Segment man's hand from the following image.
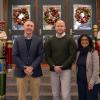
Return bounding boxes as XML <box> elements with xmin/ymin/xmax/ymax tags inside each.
<box><xmin>24</xmin><ymin>66</ymin><xmax>34</xmax><ymax>76</ymax></box>
<box><xmin>54</xmin><ymin>66</ymin><xmax>62</xmax><ymax>73</ymax></box>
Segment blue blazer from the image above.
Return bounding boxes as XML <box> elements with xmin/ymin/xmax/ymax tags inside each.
<box><xmin>12</xmin><ymin>35</ymin><xmax>43</xmax><ymax>77</ymax></box>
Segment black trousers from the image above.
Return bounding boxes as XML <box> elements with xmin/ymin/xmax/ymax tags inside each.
<box><xmin>77</xmin><ymin>79</ymin><xmax>99</xmax><ymax>100</ymax></box>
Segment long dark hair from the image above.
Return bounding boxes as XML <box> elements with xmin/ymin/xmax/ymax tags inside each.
<box><xmin>77</xmin><ymin>34</ymin><xmax>94</xmax><ymax>51</ymax></box>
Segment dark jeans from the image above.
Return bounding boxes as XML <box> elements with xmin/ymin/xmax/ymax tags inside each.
<box><xmin>77</xmin><ymin>79</ymin><xmax>99</xmax><ymax>100</ymax></box>
<box><xmin>98</xmin><ymin>83</ymin><xmax>100</xmax><ymax>94</ymax></box>
<box><xmin>87</xmin><ymin>84</ymin><xmax>99</xmax><ymax>100</ymax></box>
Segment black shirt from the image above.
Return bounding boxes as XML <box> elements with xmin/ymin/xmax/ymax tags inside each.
<box><xmin>25</xmin><ymin>38</ymin><xmax>32</xmax><ymax>52</ymax></box>
<box><xmin>77</xmin><ymin>51</ymin><xmax>88</xmax><ymax>81</ymax></box>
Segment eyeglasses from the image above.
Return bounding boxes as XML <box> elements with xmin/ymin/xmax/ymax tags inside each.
<box><xmin>81</xmin><ymin>39</ymin><xmax>89</xmax><ymax>41</ymax></box>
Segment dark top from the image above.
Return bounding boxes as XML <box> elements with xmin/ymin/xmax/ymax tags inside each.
<box><xmin>77</xmin><ymin>51</ymin><xmax>87</xmax><ymax>81</ymax></box>
<box><xmin>12</xmin><ymin>35</ymin><xmax>43</xmax><ymax>77</ymax></box>
<box><xmin>25</xmin><ymin>38</ymin><xmax>32</xmax><ymax>52</ymax></box>
<box><xmin>45</xmin><ymin>35</ymin><xmax>77</xmax><ymax>71</ymax></box>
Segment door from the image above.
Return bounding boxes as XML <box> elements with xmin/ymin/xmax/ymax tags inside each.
<box><xmin>38</xmin><ymin>0</ymin><xmax>67</xmax><ymax>35</ymax></box>
<box><xmin>7</xmin><ymin>0</ymin><xmax>96</xmax><ymax>39</ymax></box>
<box><xmin>68</xmin><ymin>0</ymin><xmax>96</xmax><ymax>37</ymax></box>
<box><xmin>37</xmin><ymin>0</ymin><xmax>96</xmax><ymax>44</ymax></box>
<box><xmin>7</xmin><ymin>0</ymin><xmax>36</xmax><ymax>39</ymax></box>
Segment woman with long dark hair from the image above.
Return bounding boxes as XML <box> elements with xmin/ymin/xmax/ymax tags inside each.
<box><xmin>76</xmin><ymin>34</ymin><xmax>100</xmax><ymax>100</ymax></box>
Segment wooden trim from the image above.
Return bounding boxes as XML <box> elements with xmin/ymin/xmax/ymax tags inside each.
<box><xmin>34</xmin><ymin>0</ymin><xmax>38</xmax><ymax>34</ymax></box>
<box><xmin>64</xmin><ymin>0</ymin><xmax>68</xmax><ymax>33</ymax></box>
<box><xmin>3</xmin><ymin>0</ymin><xmax>8</xmax><ymax>32</ymax></box>
<box><xmin>96</xmin><ymin>0</ymin><xmax>100</xmax><ymax>29</ymax></box>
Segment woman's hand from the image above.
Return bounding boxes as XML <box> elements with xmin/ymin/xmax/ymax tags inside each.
<box><xmin>71</xmin><ymin>64</ymin><xmax>76</xmax><ymax>73</ymax></box>
<box><xmin>88</xmin><ymin>83</ymin><xmax>94</xmax><ymax>91</ymax></box>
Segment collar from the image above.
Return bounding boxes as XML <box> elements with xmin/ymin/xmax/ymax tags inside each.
<box><xmin>56</xmin><ymin>32</ymin><xmax>66</xmax><ymax>38</ymax></box>
<box><xmin>24</xmin><ymin>33</ymin><xmax>32</xmax><ymax>39</ymax></box>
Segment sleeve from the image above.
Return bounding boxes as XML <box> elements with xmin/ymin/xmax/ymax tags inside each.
<box><xmin>62</xmin><ymin>37</ymin><xmax>77</xmax><ymax>69</ymax></box>
<box><xmin>44</xmin><ymin>39</ymin><xmax>55</xmax><ymax>69</ymax></box>
<box><xmin>12</xmin><ymin>38</ymin><xmax>25</xmax><ymax>69</ymax></box>
<box><xmin>89</xmin><ymin>50</ymin><xmax>100</xmax><ymax>86</ymax></box>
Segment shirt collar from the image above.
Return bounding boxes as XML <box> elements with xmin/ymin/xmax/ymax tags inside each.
<box><xmin>56</xmin><ymin>32</ymin><xmax>66</xmax><ymax>38</ymax></box>
<box><xmin>24</xmin><ymin>33</ymin><xmax>32</xmax><ymax>39</ymax></box>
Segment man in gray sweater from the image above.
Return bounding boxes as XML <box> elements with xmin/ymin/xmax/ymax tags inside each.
<box><xmin>45</xmin><ymin>20</ymin><xmax>77</xmax><ymax>100</ymax></box>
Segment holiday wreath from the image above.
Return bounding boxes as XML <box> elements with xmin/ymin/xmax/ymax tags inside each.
<box><xmin>13</xmin><ymin>7</ymin><xmax>29</xmax><ymax>25</ymax></box>
<box><xmin>43</xmin><ymin>7</ymin><xmax>60</xmax><ymax>25</ymax></box>
<box><xmin>75</xmin><ymin>7</ymin><xmax>91</xmax><ymax>24</ymax></box>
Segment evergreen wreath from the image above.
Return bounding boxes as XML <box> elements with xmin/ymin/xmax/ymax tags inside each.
<box><xmin>13</xmin><ymin>7</ymin><xmax>29</xmax><ymax>25</ymax></box>
<box><xmin>43</xmin><ymin>7</ymin><xmax>60</xmax><ymax>25</ymax></box>
<box><xmin>75</xmin><ymin>7</ymin><xmax>91</xmax><ymax>24</ymax></box>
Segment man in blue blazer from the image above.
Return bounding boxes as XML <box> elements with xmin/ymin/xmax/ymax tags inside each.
<box><xmin>12</xmin><ymin>20</ymin><xmax>43</xmax><ymax>100</ymax></box>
